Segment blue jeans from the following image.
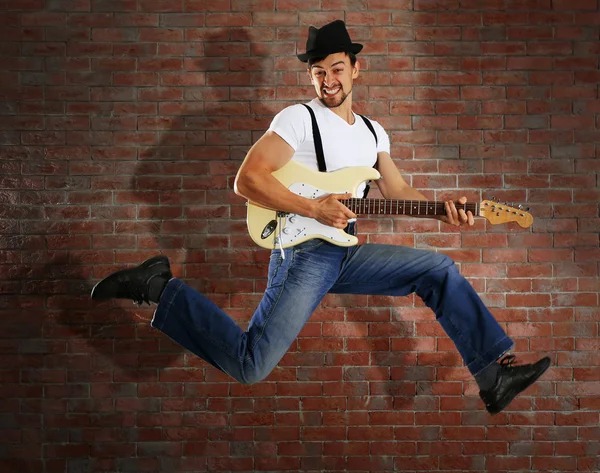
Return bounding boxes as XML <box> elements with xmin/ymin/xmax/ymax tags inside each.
<box><xmin>151</xmin><ymin>228</ymin><xmax>513</xmax><ymax>384</ymax></box>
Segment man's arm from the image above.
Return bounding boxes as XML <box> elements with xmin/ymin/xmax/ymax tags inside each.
<box><xmin>375</xmin><ymin>151</ymin><xmax>474</xmax><ymax>226</ymax></box>
<box><xmin>375</xmin><ymin>151</ymin><xmax>429</xmax><ymax>201</ymax></box>
<box><xmin>234</xmin><ymin>131</ymin><xmax>356</xmax><ymax>229</ymax></box>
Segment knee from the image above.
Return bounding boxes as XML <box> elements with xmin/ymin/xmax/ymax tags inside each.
<box><xmin>417</xmin><ymin>253</ymin><xmax>459</xmax><ymax>290</ymax></box>
<box><xmin>430</xmin><ymin>253</ymin><xmax>456</xmax><ymax>275</ymax></box>
<box><xmin>416</xmin><ymin>254</ymin><xmax>457</xmax><ymax>308</ymax></box>
<box><xmin>239</xmin><ymin>366</ymin><xmax>271</xmax><ymax>385</ymax></box>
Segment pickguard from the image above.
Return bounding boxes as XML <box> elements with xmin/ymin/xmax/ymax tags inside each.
<box><xmin>273</xmin><ymin>183</ymin><xmax>354</xmax><ymax>247</ymax></box>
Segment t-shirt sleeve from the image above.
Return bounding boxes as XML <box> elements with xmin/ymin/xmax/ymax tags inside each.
<box><xmin>372</xmin><ymin>120</ymin><xmax>391</xmax><ymax>154</ymax></box>
<box><xmin>267</xmin><ymin>104</ymin><xmax>309</xmax><ymax>151</ymax></box>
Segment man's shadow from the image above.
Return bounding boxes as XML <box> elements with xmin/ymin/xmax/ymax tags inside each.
<box><xmin>48</xmin><ymin>28</ymin><xmax>269</xmax><ymax>382</ymax></box>
<box><xmin>124</xmin><ymin>27</ymin><xmax>273</xmax><ymax>364</ymax></box>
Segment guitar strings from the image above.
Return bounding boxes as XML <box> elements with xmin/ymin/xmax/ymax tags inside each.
<box><xmin>340</xmin><ymin>199</ymin><xmax>480</xmax><ymax>213</ymax></box>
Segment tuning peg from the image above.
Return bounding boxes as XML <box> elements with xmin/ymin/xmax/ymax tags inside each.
<box><xmin>489</xmin><ymin>196</ymin><xmax>495</xmax><ymax>201</ymax></box>
<box><xmin>518</xmin><ymin>204</ymin><xmax>523</xmax><ymax>210</ymax></box>
<box><xmin>526</xmin><ymin>207</ymin><xmax>530</xmax><ymax>211</ymax></box>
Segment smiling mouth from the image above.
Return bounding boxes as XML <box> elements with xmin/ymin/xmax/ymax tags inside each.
<box><xmin>323</xmin><ymin>87</ymin><xmax>341</xmax><ymax>97</ymax></box>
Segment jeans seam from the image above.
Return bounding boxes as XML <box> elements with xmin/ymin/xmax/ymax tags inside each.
<box><xmin>245</xmin><ymin>248</ymin><xmax>297</xmax><ymax>360</ymax></box>
<box><xmin>156</xmin><ymin>279</ymin><xmax>243</xmax><ymax>366</ymax></box>
<box><xmin>184</xmin><ymin>315</ymin><xmax>243</xmax><ymax>366</ymax></box>
<box><xmin>152</xmin><ymin>278</ymin><xmax>183</xmax><ymax>331</ymax></box>
<box><xmin>467</xmin><ymin>337</ymin><xmax>514</xmax><ymax>375</ymax></box>
<box><xmin>440</xmin><ymin>303</ymin><xmax>482</xmax><ymax>363</ymax></box>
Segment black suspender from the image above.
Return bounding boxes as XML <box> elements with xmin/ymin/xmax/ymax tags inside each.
<box><xmin>359</xmin><ymin>114</ymin><xmax>378</xmax><ymax>147</ymax></box>
<box><xmin>302</xmin><ymin>103</ymin><xmax>378</xmax><ymax>197</ymax></box>
<box><xmin>302</xmin><ymin>104</ymin><xmax>327</xmax><ymax>173</ymax></box>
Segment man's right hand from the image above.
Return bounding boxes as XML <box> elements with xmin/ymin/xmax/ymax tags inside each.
<box><xmin>311</xmin><ymin>193</ymin><xmax>357</xmax><ymax>229</ymax></box>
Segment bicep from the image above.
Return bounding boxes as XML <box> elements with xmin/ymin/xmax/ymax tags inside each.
<box><xmin>237</xmin><ymin>131</ymin><xmax>295</xmax><ymax>177</ymax></box>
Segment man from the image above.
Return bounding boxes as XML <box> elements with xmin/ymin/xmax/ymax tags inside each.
<box><xmin>92</xmin><ymin>20</ymin><xmax>550</xmax><ymax>414</ymax></box>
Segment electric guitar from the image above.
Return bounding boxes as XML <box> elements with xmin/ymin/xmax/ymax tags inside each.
<box><xmin>246</xmin><ymin>160</ymin><xmax>533</xmax><ymax>250</ymax></box>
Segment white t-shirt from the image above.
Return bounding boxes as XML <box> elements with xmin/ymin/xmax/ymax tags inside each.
<box><xmin>267</xmin><ymin>99</ymin><xmax>391</xmax><ymax>193</ymax></box>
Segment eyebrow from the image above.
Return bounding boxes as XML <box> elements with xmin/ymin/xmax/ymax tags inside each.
<box><xmin>311</xmin><ymin>61</ymin><xmax>346</xmax><ymax>69</ymax></box>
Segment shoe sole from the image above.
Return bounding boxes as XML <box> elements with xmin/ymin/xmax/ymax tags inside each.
<box><xmin>90</xmin><ymin>255</ymin><xmax>170</xmax><ymax>301</ymax></box>
<box><xmin>487</xmin><ymin>357</ymin><xmax>551</xmax><ymax>415</ymax></box>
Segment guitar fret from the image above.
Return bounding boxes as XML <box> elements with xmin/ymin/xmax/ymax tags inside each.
<box><xmin>345</xmin><ymin>199</ymin><xmax>480</xmax><ymax>218</ymax></box>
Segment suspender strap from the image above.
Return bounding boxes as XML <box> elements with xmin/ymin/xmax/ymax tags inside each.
<box><xmin>358</xmin><ymin>114</ymin><xmax>378</xmax><ymax>146</ymax></box>
<box><xmin>301</xmin><ymin>104</ymin><xmax>327</xmax><ymax>172</ymax></box>
<box><xmin>358</xmin><ymin>114</ymin><xmax>378</xmax><ymax>198</ymax></box>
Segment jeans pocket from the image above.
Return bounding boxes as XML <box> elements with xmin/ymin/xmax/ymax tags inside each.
<box><xmin>294</xmin><ymin>238</ymin><xmax>326</xmax><ymax>253</ymax></box>
<box><xmin>268</xmin><ymin>249</ymin><xmax>291</xmax><ymax>287</ymax></box>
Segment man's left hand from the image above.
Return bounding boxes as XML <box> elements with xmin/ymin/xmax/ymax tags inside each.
<box><xmin>443</xmin><ymin>196</ymin><xmax>475</xmax><ymax>226</ymax></box>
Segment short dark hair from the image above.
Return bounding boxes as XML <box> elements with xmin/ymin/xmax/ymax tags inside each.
<box><xmin>308</xmin><ymin>52</ymin><xmax>357</xmax><ymax>68</ymax></box>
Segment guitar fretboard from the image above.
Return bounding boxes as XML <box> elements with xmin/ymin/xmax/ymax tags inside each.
<box><xmin>341</xmin><ymin>199</ymin><xmax>480</xmax><ymax>217</ymax></box>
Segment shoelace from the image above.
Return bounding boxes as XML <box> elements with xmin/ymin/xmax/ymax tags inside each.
<box><xmin>120</xmin><ymin>280</ymin><xmax>150</xmax><ymax>306</ymax></box>
<box><xmin>499</xmin><ymin>354</ymin><xmax>517</xmax><ymax>368</ymax></box>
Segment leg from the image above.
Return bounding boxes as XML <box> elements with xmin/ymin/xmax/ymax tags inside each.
<box><xmin>152</xmin><ymin>240</ymin><xmax>345</xmax><ymax>384</ymax></box>
<box><xmin>330</xmin><ymin>243</ymin><xmax>513</xmax><ymax>376</ymax></box>
<box><xmin>330</xmin><ymin>243</ymin><xmax>550</xmax><ymax>414</ymax></box>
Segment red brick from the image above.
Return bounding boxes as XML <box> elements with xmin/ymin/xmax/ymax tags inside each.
<box><xmin>4</xmin><ymin>3</ymin><xmax>600</xmax><ymax>467</ymax></box>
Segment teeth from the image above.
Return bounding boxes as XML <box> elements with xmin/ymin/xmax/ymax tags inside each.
<box><xmin>324</xmin><ymin>88</ymin><xmax>340</xmax><ymax>95</ymax></box>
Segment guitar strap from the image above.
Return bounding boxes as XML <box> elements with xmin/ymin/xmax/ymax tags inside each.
<box><xmin>301</xmin><ymin>103</ymin><xmax>378</xmax><ymax>198</ymax></box>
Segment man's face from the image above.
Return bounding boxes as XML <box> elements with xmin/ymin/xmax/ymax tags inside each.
<box><xmin>308</xmin><ymin>52</ymin><xmax>359</xmax><ymax>109</ymax></box>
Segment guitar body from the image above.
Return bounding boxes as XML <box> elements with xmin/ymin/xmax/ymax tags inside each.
<box><xmin>247</xmin><ymin>160</ymin><xmax>380</xmax><ymax>250</ymax></box>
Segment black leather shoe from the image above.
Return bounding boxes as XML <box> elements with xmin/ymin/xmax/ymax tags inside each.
<box><xmin>479</xmin><ymin>355</ymin><xmax>551</xmax><ymax>415</ymax></box>
<box><xmin>91</xmin><ymin>255</ymin><xmax>172</xmax><ymax>305</ymax></box>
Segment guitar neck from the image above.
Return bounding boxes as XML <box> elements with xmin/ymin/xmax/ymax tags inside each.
<box><xmin>341</xmin><ymin>199</ymin><xmax>480</xmax><ymax>217</ymax></box>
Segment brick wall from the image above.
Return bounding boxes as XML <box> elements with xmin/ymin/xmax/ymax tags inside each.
<box><xmin>2</xmin><ymin>1</ymin><xmax>599</xmax><ymax>472</ymax></box>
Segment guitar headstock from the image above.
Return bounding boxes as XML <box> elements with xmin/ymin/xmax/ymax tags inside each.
<box><xmin>480</xmin><ymin>198</ymin><xmax>533</xmax><ymax>228</ymax></box>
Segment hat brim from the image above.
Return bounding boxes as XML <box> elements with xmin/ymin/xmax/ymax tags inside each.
<box><xmin>297</xmin><ymin>43</ymin><xmax>363</xmax><ymax>63</ymax></box>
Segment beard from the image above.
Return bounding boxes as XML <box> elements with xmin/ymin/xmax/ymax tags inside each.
<box><xmin>318</xmin><ymin>86</ymin><xmax>351</xmax><ymax>108</ymax></box>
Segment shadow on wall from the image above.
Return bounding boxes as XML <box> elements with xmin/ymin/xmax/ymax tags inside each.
<box><xmin>126</xmin><ymin>26</ymin><xmax>273</xmax><ymax>317</ymax></box>
<box><xmin>0</xmin><ymin>26</ymin><xmax>273</xmax><ymax>432</ymax></box>
<box><xmin>46</xmin><ymin>27</ymin><xmax>273</xmax><ymax>381</ymax></box>
<box><xmin>0</xmin><ymin>19</ymin><xmax>275</xmax><ymax>471</ymax></box>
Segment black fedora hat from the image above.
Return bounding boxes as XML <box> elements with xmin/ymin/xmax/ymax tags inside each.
<box><xmin>297</xmin><ymin>20</ymin><xmax>363</xmax><ymax>63</ymax></box>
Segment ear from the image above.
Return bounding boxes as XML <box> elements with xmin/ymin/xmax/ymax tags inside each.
<box><xmin>307</xmin><ymin>68</ymin><xmax>314</xmax><ymax>84</ymax></box>
<box><xmin>352</xmin><ymin>60</ymin><xmax>360</xmax><ymax>79</ymax></box>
